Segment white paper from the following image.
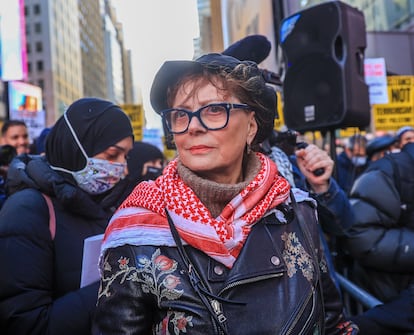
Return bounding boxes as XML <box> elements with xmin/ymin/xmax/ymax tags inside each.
<box><xmin>364</xmin><ymin>57</ymin><xmax>389</xmax><ymax>105</ymax></box>
<box><xmin>80</xmin><ymin>233</ymin><xmax>104</xmax><ymax>288</ymax></box>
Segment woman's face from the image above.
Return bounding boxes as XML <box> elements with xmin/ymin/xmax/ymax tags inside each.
<box><xmin>172</xmin><ymin>79</ymin><xmax>258</xmax><ymax>184</ymax></box>
<box><xmin>93</xmin><ymin>136</ymin><xmax>133</xmax><ymax>165</ymax></box>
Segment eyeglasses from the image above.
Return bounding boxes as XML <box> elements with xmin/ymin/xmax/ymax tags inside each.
<box><xmin>161</xmin><ymin>102</ymin><xmax>252</xmax><ymax>134</ymax></box>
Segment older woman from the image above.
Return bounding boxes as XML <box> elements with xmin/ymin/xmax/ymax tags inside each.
<box><xmin>94</xmin><ymin>54</ymin><xmax>357</xmax><ymax>334</ymax></box>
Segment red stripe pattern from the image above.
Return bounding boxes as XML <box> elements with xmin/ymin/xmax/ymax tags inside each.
<box><xmin>103</xmin><ymin>153</ymin><xmax>290</xmax><ymax>268</ymax></box>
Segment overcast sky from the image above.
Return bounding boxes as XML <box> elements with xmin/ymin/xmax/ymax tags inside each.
<box><xmin>111</xmin><ymin>0</ymin><xmax>199</xmax><ymax>128</ymax></box>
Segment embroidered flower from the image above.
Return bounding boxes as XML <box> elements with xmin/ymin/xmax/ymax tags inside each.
<box><xmin>118</xmin><ymin>256</ymin><xmax>129</xmax><ymax>269</ymax></box>
<box><xmin>155</xmin><ymin>255</ymin><xmax>174</xmax><ymax>271</ymax></box>
<box><xmin>281</xmin><ymin>231</ymin><xmax>314</xmax><ymax>282</ymax></box>
<box><xmin>171</xmin><ymin>312</ymin><xmax>193</xmax><ymax>334</ymax></box>
<box><xmin>136</xmin><ymin>254</ymin><xmax>151</xmax><ymax>268</ymax></box>
<box><xmin>155</xmin><ymin>311</ymin><xmax>194</xmax><ymax>335</ymax></box>
<box><xmin>100</xmin><ymin>249</ymin><xmax>184</xmax><ymax>306</ymax></box>
<box><xmin>163</xmin><ymin>274</ymin><xmax>181</xmax><ymax>290</ymax></box>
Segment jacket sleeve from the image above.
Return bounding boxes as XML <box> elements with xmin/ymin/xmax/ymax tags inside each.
<box><xmin>94</xmin><ymin>245</ymin><xmax>155</xmax><ymax>334</ymax></box>
<box><xmin>297</xmin><ymin>200</ymin><xmax>358</xmax><ymax>335</ymax></box>
<box><xmin>346</xmin><ymin>169</ymin><xmax>414</xmax><ymax>272</ymax></box>
<box><xmin>310</xmin><ymin>178</ymin><xmax>355</xmax><ymax>236</ymax></box>
<box><xmin>0</xmin><ymin>190</ymin><xmax>99</xmax><ymax>335</ymax></box>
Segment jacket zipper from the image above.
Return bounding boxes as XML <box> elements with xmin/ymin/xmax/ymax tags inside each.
<box><xmin>218</xmin><ymin>273</ymin><xmax>284</xmax><ymax>295</ymax></box>
<box><xmin>285</xmin><ymin>288</ymin><xmax>316</xmax><ymax>335</ymax></box>
<box><xmin>210</xmin><ymin>299</ymin><xmax>226</xmax><ymax>335</ymax></box>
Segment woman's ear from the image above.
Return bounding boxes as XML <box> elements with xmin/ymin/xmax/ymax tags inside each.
<box><xmin>247</xmin><ymin>112</ymin><xmax>258</xmax><ymax>144</ymax></box>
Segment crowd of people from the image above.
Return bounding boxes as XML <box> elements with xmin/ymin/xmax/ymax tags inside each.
<box><xmin>0</xmin><ymin>38</ymin><xmax>413</xmax><ymax>334</ymax></box>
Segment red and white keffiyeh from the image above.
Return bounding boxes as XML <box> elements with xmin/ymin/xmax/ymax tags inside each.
<box><xmin>102</xmin><ymin>152</ymin><xmax>290</xmax><ymax>268</ymax></box>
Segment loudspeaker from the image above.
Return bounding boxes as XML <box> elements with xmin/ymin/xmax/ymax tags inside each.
<box><xmin>280</xmin><ymin>1</ymin><xmax>370</xmax><ymax>132</ymax></box>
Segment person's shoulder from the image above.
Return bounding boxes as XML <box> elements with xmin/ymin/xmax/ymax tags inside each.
<box><xmin>6</xmin><ymin>188</ymin><xmax>45</xmax><ymax>204</ymax></box>
<box><xmin>0</xmin><ymin>189</ymin><xmax>50</xmax><ymax>237</ymax></box>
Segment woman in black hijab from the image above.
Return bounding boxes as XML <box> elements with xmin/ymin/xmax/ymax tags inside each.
<box><xmin>0</xmin><ymin>97</ymin><xmax>133</xmax><ymax>335</ymax></box>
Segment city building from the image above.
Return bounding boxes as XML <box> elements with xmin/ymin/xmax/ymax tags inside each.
<box><xmin>24</xmin><ymin>0</ymin><xmax>83</xmax><ymax>126</ymax></box>
<box><xmin>23</xmin><ymin>0</ymin><xmax>133</xmax><ymax>126</ymax></box>
<box><xmin>79</xmin><ymin>0</ymin><xmax>108</xmax><ymax>101</ymax></box>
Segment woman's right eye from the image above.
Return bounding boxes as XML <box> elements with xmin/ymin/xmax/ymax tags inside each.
<box><xmin>173</xmin><ymin>110</ymin><xmax>187</xmax><ymax>119</ymax></box>
<box><xmin>206</xmin><ymin>105</ymin><xmax>225</xmax><ymax>114</ymax></box>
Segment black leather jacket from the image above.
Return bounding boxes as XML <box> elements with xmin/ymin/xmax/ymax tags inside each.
<box><xmin>95</xmin><ymin>197</ymin><xmax>352</xmax><ymax>335</ymax></box>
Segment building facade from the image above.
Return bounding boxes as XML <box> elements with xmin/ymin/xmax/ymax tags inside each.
<box><xmin>25</xmin><ymin>0</ymin><xmax>83</xmax><ymax>125</ymax></box>
<box><xmin>24</xmin><ymin>0</ymin><xmax>132</xmax><ymax>126</ymax></box>
<box><xmin>79</xmin><ymin>0</ymin><xmax>108</xmax><ymax>101</ymax></box>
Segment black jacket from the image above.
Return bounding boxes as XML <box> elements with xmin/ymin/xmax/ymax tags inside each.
<box><xmin>346</xmin><ymin>143</ymin><xmax>414</xmax><ymax>302</ymax></box>
<box><xmin>0</xmin><ymin>155</ymin><xmax>115</xmax><ymax>334</ymax></box>
<box><xmin>95</xmin><ymin>197</ymin><xmax>352</xmax><ymax>335</ymax></box>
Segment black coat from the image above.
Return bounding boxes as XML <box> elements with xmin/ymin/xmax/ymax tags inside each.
<box><xmin>346</xmin><ymin>143</ymin><xmax>414</xmax><ymax>302</ymax></box>
<box><xmin>95</xmin><ymin>197</ymin><xmax>350</xmax><ymax>335</ymax></box>
<box><xmin>0</xmin><ymin>155</ymin><xmax>115</xmax><ymax>334</ymax></box>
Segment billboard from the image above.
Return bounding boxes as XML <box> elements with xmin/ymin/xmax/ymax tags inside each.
<box><xmin>0</xmin><ymin>0</ymin><xmax>27</xmax><ymax>81</ymax></box>
<box><xmin>7</xmin><ymin>81</ymin><xmax>45</xmax><ymax>142</ymax></box>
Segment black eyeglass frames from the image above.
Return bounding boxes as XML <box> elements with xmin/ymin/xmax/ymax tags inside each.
<box><xmin>161</xmin><ymin>102</ymin><xmax>252</xmax><ymax>134</ymax></box>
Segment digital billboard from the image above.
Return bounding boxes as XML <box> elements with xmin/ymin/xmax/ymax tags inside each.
<box><xmin>0</xmin><ymin>0</ymin><xmax>27</xmax><ymax>81</ymax></box>
<box><xmin>7</xmin><ymin>81</ymin><xmax>45</xmax><ymax>142</ymax></box>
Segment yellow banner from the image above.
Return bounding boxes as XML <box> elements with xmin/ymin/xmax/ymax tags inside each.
<box><xmin>121</xmin><ymin>104</ymin><xmax>144</xmax><ymax>141</ymax></box>
<box><xmin>372</xmin><ymin>76</ymin><xmax>414</xmax><ymax>132</ymax></box>
<box><xmin>274</xmin><ymin>91</ymin><xmax>286</xmax><ymax>131</ymax></box>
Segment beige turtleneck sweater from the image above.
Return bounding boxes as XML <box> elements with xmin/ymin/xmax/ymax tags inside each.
<box><xmin>177</xmin><ymin>153</ymin><xmax>261</xmax><ymax>218</ymax></box>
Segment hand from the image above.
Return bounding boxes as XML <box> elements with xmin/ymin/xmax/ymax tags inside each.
<box><xmin>295</xmin><ymin>143</ymin><xmax>334</xmax><ymax>194</ymax></box>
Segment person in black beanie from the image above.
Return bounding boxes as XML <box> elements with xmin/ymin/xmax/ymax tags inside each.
<box><xmin>127</xmin><ymin>141</ymin><xmax>165</xmax><ymax>182</ymax></box>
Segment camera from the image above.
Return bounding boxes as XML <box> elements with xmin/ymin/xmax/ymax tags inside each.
<box><xmin>268</xmin><ymin>129</ymin><xmax>299</xmax><ymax>156</ymax></box>
<box><xmin>0</xmin><ymin>145</ymin><xmax>17</xmax><ymax>167</ymax></box>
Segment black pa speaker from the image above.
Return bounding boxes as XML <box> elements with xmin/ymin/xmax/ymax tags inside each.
<box><xmin>280</xmin><ymin>1</ymin><xmax>370</xmax><ymax>132</ymax></box>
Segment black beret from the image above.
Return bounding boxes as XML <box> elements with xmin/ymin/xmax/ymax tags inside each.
<box><xmin>366</xmin><ymin>135</ymin><xmax>397</xmax><ymax>158</ymax></box>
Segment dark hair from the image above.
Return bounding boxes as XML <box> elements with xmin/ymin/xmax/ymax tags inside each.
<box><xmin>0</xmin><ymin>145</ymin><xmax>17</xmax><ymax>166</ymax></box>
<box><xmin>1</xmin><ymin>120</ymin><xmax>27</xmax><ymax>135</ymax></box>
<box><xmin>347</xmin><ymin>134</ymin><xmax>367</xmax><ymax>150</ymax></box>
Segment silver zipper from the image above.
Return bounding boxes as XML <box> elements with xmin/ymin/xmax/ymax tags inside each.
<box><xmin>210</xmin><ymin>299</ymin><xmax>227</xmax><ymax>322</ymax></box>
<box><xmin>218</xmin><ymin>272</ymin><xmax>284</xmax><ymax>295</ymax></box>
<box><xmin>285</xmin><ymin>287</ymin><xmax>317</xmax><ymax>335</ymax></box>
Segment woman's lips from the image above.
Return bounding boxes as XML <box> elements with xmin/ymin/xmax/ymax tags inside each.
<box><xmin>189</xmin><ymin>145</ymin><xmax>213</xmax><ymax>154</ymax></box>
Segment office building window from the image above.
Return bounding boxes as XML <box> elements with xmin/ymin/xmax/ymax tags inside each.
<box><xmin>34</xmin><ymin>4</ymin><xmax>41</xmax><ymax>15</ymax></box>
<box><xmin>34</xmin><ymin>22</ymin><xmax>42</xmax><ymax>33</ymax></box>
<box><xmin>35</xmin><ymin>41</ymin><xmax>43</xmax><ymax>52</ymax></box>
<box><xmin>37</xmin><ymin>60</ymin><xmax>44</xmax><ymax>71</ymax></box>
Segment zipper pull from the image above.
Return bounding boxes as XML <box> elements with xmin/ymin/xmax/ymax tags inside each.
<box><xmin>210</xmin><ymin>299</ymin><xmax>227</xmax><ymax>323</ymax></box>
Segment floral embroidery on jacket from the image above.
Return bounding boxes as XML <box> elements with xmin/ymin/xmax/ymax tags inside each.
<box><xmin>281</xmin><ymin>231</ymin><xmax>314</xmax><ymax>281</ymax></box>
<box><xmin>99</xmin><ymin>248</ymin><xmax>184</xmax><ymax>306</ymax></box>
<box><xmin>99</xmin><ymin>249</ymin><xmax>194</xmax><ymax>333</ymax></box>
<box><xmin>155</xmin><ymin>311</ymin><xmax>194</xmax><ymax>335</ymax></box>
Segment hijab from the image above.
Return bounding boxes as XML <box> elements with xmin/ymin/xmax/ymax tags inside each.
<box><xmin>127</xmin><ymin>141</ymin><xmax>164</xmax><ymax>182</ymax></box>
<box><xmin>46</xmin><ymin>97</ymin><xmax>133</xmax><ymax>172</ymax></box>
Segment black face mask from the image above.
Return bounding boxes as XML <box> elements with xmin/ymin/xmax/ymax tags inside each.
<box><xmin>142</xmin><ymin>166</ymin><xmax>163</xmax><ymax>181</ymax></box>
